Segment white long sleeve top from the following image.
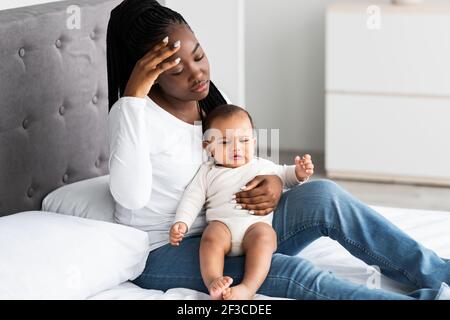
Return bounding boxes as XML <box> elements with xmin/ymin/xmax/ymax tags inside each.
<box><xmin>174</xmin><ymin>158</ymin><xmax>302</xmax><ymax>232</ymax></box>
<box><xmin>108</xmin><ymin>95</ymin><xmax>212</xmax><ymax>251</ymax></box>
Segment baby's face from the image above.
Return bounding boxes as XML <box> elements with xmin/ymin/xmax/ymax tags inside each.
<box><xmin>204</xmin><ymin>113</ymin><xmax>256</xmax><ymax>168</ymax></box>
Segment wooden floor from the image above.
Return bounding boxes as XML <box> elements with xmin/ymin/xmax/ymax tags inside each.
<box><xmin>278</xmin><ymin>150</ymin><xmax>450</xmax><ymax>212</ymax></box>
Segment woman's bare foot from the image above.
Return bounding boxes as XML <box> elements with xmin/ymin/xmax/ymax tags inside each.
<box><xmin>222</xmin><ymin>284</ymin><xmax>255</xmax><ymax>300</ymax></box>
<box><xmin>208</xmin><ymin>276</ymin><xmax>233</xmax><ymax>300</ymax></box>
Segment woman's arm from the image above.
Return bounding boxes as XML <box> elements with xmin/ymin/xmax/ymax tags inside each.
<box><xmin>109</xmin><ymin>37</ymin><xmax>182</xmax><ymax>210</ymax></box>
<box><xmin>108</xmin><ymin>97</ymin><xmax>152</xmax><ymax>210</ymax></box>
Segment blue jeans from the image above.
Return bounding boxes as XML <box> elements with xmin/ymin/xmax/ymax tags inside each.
<box><xmin>132</xmin><ymin>180</ymin><xmax>450</xmax><ymax>299</ymax></box>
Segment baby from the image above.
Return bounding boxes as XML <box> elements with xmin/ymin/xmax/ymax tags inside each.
<box><xmin>169</xmin><ymin>104</ymin><xmax>314</xmax><ymax>300</ymax></box>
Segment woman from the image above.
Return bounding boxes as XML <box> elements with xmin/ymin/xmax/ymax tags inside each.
<box><xmin>107</xmin><ymin>0</ymin><xmax>450</xmax><ymax>299</ymax></box>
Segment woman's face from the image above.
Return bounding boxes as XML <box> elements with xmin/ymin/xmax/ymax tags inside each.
<box><xmin>155</xmin><ymin>24</ymin><xmax>210</xmax><ymax>101</ymax></box>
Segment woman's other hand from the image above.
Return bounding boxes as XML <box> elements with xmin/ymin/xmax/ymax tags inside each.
<box><xmin>124</xmin><ymin>36</ymin><xmax>181</xmax><ymax>98</ymax></box>
<box><xmin>234</xmin><ymin>175</ymin><xmax>283</xmax><ymax>216</ymax></box>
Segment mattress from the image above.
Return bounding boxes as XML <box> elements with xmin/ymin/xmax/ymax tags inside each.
<box><xmin>89</xmin><ymin>205</ymin><xmax>450</xmax><ymax>300</ymax></box>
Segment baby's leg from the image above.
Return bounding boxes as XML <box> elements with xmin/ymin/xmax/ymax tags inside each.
<box><xmin>200</xmin><ymin>221</ymin><xmax>233</xmax><ymax>300</ymax></box>
<box><xmin>223</xmin><ymin>223</ymin><xmax>277</xmax><ymax>300</ymax></box>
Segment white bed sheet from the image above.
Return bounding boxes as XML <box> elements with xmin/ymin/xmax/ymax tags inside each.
<box><xmin>89</xmin><ymin>205</ymin><xmax>450</xmax><ymax>300</ymax></box>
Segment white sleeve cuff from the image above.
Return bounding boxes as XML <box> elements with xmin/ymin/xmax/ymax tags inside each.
<box><xmin>119</xmin><ymin>96</ymin><xmax>148</xmax><ymax>108</ymax></box>
<box><xmin>173</xmin><ymin>212</ymin><xmax>196</xmax><ymax>232</ymax></box>
<box><xmin>284</xmin><ymin>165</ymin><xmax>309</xmax><ymax>189</ymax></box>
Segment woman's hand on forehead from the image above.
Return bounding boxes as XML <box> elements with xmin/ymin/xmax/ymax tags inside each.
<box><xmin>124</xmin><ymin>36</ymin><xmax>182</xmax><ymax>98</ymax></box>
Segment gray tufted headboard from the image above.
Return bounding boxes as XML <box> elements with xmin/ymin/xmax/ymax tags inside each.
<box><xmin>0</xmin><ymin>0</ymin><xmax>122</xmax><ymax>216</ymax></box>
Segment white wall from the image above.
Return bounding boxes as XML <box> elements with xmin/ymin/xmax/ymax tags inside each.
<box><xmin>246</xmin><ymin>0</ymin><xmax>450</xmax><ymax>153</ymax></box>
<box><xmin>245</xmin><ymin>0</ymin><xmax>450</xmax><ymax>153</ymax></box>
<box><xmin>245</xmin><ymin>0</ymin><xmax>339</xmax><ymax>153</ymax></box>
<box><xmin>0</xmin><ymin>0</ymin><xmax>65</xmax><ymax>10</ymax></box>
<box><xmin>165</xmin><ymin>0</ymin><xmax>245</xmax><ymax>107</ymax></box>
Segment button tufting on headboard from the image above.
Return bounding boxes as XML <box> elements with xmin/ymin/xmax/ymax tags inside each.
<box><xmin>0</xmin><ymin>0</ymin><xmax>122</xmax><ymax>216</ymax></box>
<box><xmin>27</xmin><ymin>187</ymin><xmax>35</xmax><ymax>198</ymax></box>
<box><xmin>22</xmin><ymin>118</ymin><xmax>29</xmax><ymax>129</ymax></box>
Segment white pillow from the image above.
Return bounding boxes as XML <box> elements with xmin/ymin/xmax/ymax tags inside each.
<box><xmin>42</xmin><ymin>175</ymin><xmax>115</xmax><ymax>222</ymax></box>
<box><xmin>0</xmin><ymin>211</ymin><xmax>149</xmax><ymax>299</ymax></box>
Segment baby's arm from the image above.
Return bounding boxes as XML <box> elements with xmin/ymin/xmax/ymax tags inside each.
<box><xmin>270</xmin><ymin>154</ymin><xmax>314</xmax><ymax>189</ymax></box>
<box><xmin>171</xmin><ymin>164</ymin><xmax>209</xmax><ymax>245</ymax></box>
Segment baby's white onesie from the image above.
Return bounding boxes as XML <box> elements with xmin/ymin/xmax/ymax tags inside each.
<box><xmin>174</xmin><ymin>157</ymin><xmax>306</xmax><ymax>256</ymax></box>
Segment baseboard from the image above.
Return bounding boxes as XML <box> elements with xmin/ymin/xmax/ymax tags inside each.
<box><xmin>326</xmin><ymin>170</ymin><xmax>450</xmax><ymax>187</ymax></box>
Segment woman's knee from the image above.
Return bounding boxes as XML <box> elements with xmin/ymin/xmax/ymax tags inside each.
<box><xmin>293</xmin><ymin>179</ymin><xmax>352</xmax><ymax>211</ymax></box>
<box><xmin>273</xmin><ymin>179</ymin><xmax>361</xmax><ymax>240</ymax></box>
<box><xmin>296</xmin><ymin>179</ymin><xmax>342</xmax><ymax>196</ymax></box>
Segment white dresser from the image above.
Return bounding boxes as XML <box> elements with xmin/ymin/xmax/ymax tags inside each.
<box><xmin>325</xmin><ymin>2</ymin><xmax>450</xmax><ymax>186</ymax></box>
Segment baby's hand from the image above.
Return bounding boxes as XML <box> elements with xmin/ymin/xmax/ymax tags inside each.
<box><xmin>294</xmin><ymin>154</ymin><xmax>314</xmax><ymax>182</ymax></box>
<box><xmin>170</xmin><ymin>222</ymin><xmax>188</xmax><ymax>246</ymax></box>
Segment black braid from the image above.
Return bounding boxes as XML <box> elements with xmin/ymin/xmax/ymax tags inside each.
<box><xmin>107</xmin><ymin>0</ymin><xmax>227</xmax><ymax>118</ymax></box>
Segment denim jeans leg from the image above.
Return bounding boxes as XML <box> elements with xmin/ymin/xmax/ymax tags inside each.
<box><xmin>133</xmin><ymin>235</ymin><xmax>412</xmax><ymax>299</ymax></box>
<box><xmin>273</xmin><ymin>179</ymin><xmax>450</xmax><ymax>290</ymax></box>
<box><xmin>132</xmin><ymin>179</ymin><xmax>448</xmax><ymax>300</ymax></box>
<box><xmin>257</xmin><ymin>253</ymin><xmax>412</xmax><ymax>300</ymax></box>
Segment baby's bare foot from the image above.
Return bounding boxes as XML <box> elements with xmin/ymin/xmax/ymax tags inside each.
<box><xmin>209</xmin><ymin>276</ymin><xmax>233</xmax><ymax>300</ymax></box>
<box><xmin>222</xmin><ymin>284</ymin><xmax>255</xmax><ymax>300</ymax></box>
